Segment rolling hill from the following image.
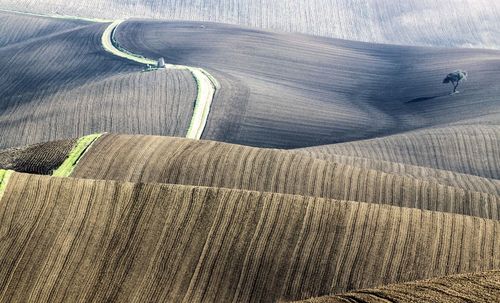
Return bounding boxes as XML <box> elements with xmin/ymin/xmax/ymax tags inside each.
<box><xmin>1</xmin><ymin>133</ymin><xmax>498</xmax><ymax>218</ymax></box>
<box><xmin>0</xmin><ymin>10</ymin><xmax>87</xmax><ymax>47</ymax></box>
<box><xmin>2</xmin><ymin>1</ymin><xmax>500</xmax><ymax>49</ymax></box>
<box><xmin>0</xmin><ymin>171</ymin><xmax>498</xmax><ymax>302</ymax></box>
<box><xmin>0</xmin><ymin>4</ymin><xmax>499</xmax><ymax>303</ymax></box>
<box><xmin>1</xmin><ymin>12</ymin><xmax>499</xmax><ymax>150</ymax></box>
<box><xmin>295</xmin><ymin>125</ymin><xmax>500</xmax><ymax>179</ymax></box>
<box><xmin>0</xmin><ymin>11</ymin><xmax>198</xmax><ymax>149</ymax></box>
<box><xmin>294</xmin><ymin>270</ymin><xmax>500</xmax><ymax>303</ymax></box>
<box><xmin>114</xmin><ymin>20</ymin><xmax>500</xmax><ymax>148</ymax></box>
<box><xmin>68</xmin><ymin>134</ymin><xmax>500</xmax><ymax>218</ymax></box>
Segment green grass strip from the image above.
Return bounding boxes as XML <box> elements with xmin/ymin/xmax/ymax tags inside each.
<box><xmin>52</xmin><ymin>133</ymin><xmax>103</xmax><ymax>177</ymax></box>
<box><xmin>185</xmin><ymin>67</ymin><xmax>218</xmax><ymax>139</ymax></box>
<box><xmin>101</xmin><ymin>20</ymin><xmax>218</xmax><ymax>140</ymax></box>
<box><xmin>102</xmin><ymin>20</ymin><xmax>157</xmax><ymax>66</ymax></box>
<box><xmin>0</xmin><ymin>169</ymin><xmax>13</xmax><ymax>201</ymax></box>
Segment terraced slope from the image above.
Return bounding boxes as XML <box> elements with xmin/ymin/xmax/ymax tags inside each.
<box><xmin>296</xmin><ymin>125</ymin><xmax>500</xmax><ymax>179</ymax></box>
<box><xmin>66</xmin><ymin>134</ymin><xmax>500</xmax><ymax>219</ymax></box>
<box><xmin>295</xmin><ymin>271</ymin><xmax>500</xmax><ymax>303</ymax></box>
<box><xmin>0</xmin><ymin>172</ymin><xmax>498</xmax><ymax>302</ymax></box>
<box><xmin>114</xmin><ymin>20</ymin><xmax>500</xmax><ymax>148</ymax></box>
<box><xmin>0</xmin><ymin>12</ymin><xmax>197</xmax><ymax>149</ymax></box>
<box><xmin>2</xmin><ymin>1</ymin><xmax>500</xmax><ymax>49</ymax></box>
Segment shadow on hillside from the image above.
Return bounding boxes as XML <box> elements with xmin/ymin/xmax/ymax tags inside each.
<box><xmin>406</xmin><ymin>93</ymin><xmax>450</xmax><ymax>103</ymax></box>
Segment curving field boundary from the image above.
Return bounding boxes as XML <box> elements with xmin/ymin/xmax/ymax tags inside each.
<box><xmin>52</xmin><ymin>133</ymin><xmax>103</xmax><ymax>177</ymax></box>
<box><xmin>0</xmin><ymin>169</ymin><xmax>13</xmax><ymax>200</ymax></box>
<box><xmin>0</xmin><ymin>9</ymin><xmax>219</xmax><ymax>140</ymax></box>
<box><xmin>102</xmin><ymin>20</ymin><xmax>219</xmax><ymax>139</ymax></box>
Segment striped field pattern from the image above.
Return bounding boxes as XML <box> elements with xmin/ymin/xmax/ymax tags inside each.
<box><xmin>0</xmin><ymin>172</ymin><xmax>498</xmax><ymax>302</ymax></box>
<box><xmin>0</xmin><ymin>138</ymin><xmax>77</xmax><ymax>174</ymax></box>
<box><xmin>69</xmin><ymin>134</ymin><xmax>500</xmax><ymax>219</ymax></box>
<box><xmin>296</xmin><ymin>125</ymin><xmax>500</xmax><ymax>179</ymax></box>
<box><xmin>291</xmin><ymin>149</ymin><xmax>500</xmax><ymax>196</ymax></box>
<box><xmin>0</xmin><ymin>11</ymin><xmax>198</xmax><ymax>149</ymax></box>
<box><xmin>0</xmin><ymin>5</ymin><xmax>499</xmax><ymax>302</ymax></box>
<box><xmin>0</xmin><ymin>10</ymin><xmax>87</xmax><ymax>47</ymax></box>
<box><xmin>114</xmin><ymin>20</ymin><xmax>500</xmax><ymax>148</ymax></box>
<box><xmin>2</xmin><ymin>1</ymin><xmax>500</xmax><ymax>49</ymax></box>
<box><xmin>294</xmin><ymin>271</ymin><xmax>500</xmax><ymax>303</ymax></box>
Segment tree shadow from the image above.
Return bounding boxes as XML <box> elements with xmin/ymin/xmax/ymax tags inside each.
<box><xmin>405</xmin><ymin>93</ymin><xmax>450</xmax><ymax>103</ymax></box>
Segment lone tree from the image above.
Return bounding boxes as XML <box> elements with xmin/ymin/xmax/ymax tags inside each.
<box><xmin>443</xmin><ymin>70</ymin><xmax>467</xmax><ymax>94</ymax></box>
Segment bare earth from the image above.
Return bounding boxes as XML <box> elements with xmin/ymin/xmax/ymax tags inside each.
<box><xmin>0</xmin><ymin>6</ymin><xmax>498</xmax><ymax>303</ymax></box>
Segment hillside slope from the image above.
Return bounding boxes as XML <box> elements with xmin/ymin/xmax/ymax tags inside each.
<box><xmin>0</xmin><ymin>12</ymin><xmax>198</xmax><ymax>149</ymax></box>
<box><xmin>296</xmin><ymin>125</ymin><xmax>500</xmax><ymax>179</ymax></box>
<box><xmin>1</xmin><ymin>134</ymin><xmax>496</xmax><ymax>216</ymax></box>
<box><xmin>0</xmin><ymin>138</ymin><xmax>77</xmax><ymax>174</ymax></box>
<box><xmin>114</xmin><ymin>20</ymin><xmax>500</xmax><ymax>148</ymax></box>
<box><xmin>58</xmin><ymin>134</ymin><xmax>499</xmax><ymax>219</ymax></box>
<box><xmin>0</xmin><ymin>10</ymin><xmax>87</xmax><ymax>47</ymax></box>
<box><xmin>0</xmin><ymin>7</ymin><xmax>498</xmax><ymax>302</ymax></box>
<box><xmin>2</xmin><ymin>1</ymin><xmax>500</xmax><ymax>49</ymax></box>
<box><xmin>0</xmin><ymin>171</ymin><xmax>498</xmax><ymax>302</ymax></box>
<box><xmin>294</xmin><ymin>271</ymin><xmax>500</xmax><ymax>303</ymax></box>
<box><xmin>289</xmin><ymin>150</ymin><xmax>500</xmax><ymax>196</ymax></box>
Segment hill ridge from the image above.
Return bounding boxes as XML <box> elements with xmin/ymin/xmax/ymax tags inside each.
<box><xmin>0</xmin><ymin>171</ymin><xmax>498</xmax><ymax>301</ymax></box>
